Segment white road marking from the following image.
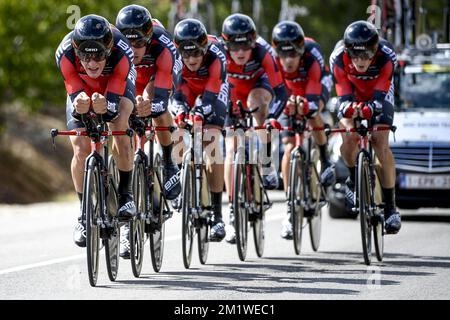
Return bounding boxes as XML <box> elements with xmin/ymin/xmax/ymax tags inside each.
<box><xmin>0</xmin><ymin>212</ymin><xmax>285</xmax><ymax>275</ymax></box>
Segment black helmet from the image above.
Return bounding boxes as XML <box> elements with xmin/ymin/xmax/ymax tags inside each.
<box><xmin>343</xmin><ymin>20</ymin><xmax>379</xmax><ymax>59</ymax></box>
<box><xmin>272</xmin><ymin>21</ymin><xmax>305</xmax><ymax>56</ymax></box>
<box><xmin>72</xmin><ymin>14</ymin><xmax>113</xmax><ymax>60</ymax></box>
<box><xmin>116</xmin><ymin>5</ymin><xmax>153</xmax><ymax>48</ymax></box>
<box><xmin>222</xmin><ymin>13</ymin><xmax>257</xmax><ymax>50</ymax></box>
<box><xmin>174</xmin><ymin>19</ymin><xmax>209</xmax><ymax>57</ymax></box>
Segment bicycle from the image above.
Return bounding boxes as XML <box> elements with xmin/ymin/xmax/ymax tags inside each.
<box><xmin>179</xmin><ymin>110</ymin><xmax>215</xmax><ymax>269</ymax></box>
<box><xmin>128</xmin><ymin>116</ymin><xmax>175</xmax><ymax>276</ymax></box>
<box><xmin>283</xmin><ymin>114</ymin><xmax>328</xmax><ymax>255</ymax></box>
<box><xmin>227</xmin><ymin>101</ymin><xmax>272</xmax><ymax>262</ymax></box>
<box><xmin>51</xmin><ymin>112</ymin><xmax>133</xmax><ymax>287</ymax></box>
<box><xmin>326</xmin><ymin>117</ymin><xmax>395</xmax><ymax>265</ymax></box>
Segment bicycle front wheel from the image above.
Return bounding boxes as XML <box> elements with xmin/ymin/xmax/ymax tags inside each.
<box><xmin>198</xmin><ymin>217</ymin><xmax>210</xmax><ymax>265</ymax></box>
<box><xmin>130</xmin><ymin>155</ymin><xmax>146</xmax><ymax>277</ymax></box>
<box><xmin>309</xmin><ymin>145</ymin><xmax>323</xmax><ymax>252</ymax></box>
<box><xmin>150</xmin><ymin>153</ymin><xmax>165</xmax><ymax>272</ymax></box>
<box><xmin>105</xmin><ymin>155</ymin><xmax>120</xmax><ymax>281</ymax></box>
<box><xmin>233</xmin><ymin>153</ymin><xmax>248</xmax><ymax>261</ymax></box>
<box><xmin>84</xmin><ymin>157</ymin><xmax>101</xmax><ymax>287</ymax></box>
<box><xmin>252</xmin><ymin>165</ymin><xmax>265</xmax><ymax>258</ymax></box>
<box><xmin>373</xmin><ymin>161</ymin><xmax>384</xmax><ymax>262</ymax></box>
<box><xmin>181</xmin><ymin>154</ymin><xmax>195</xmax><ymax>269</ymax></box>
<box><xmin>289</xmin><ymin>150</ymin><xmax>305</xmax><ymax>255</ymax></box>
<box><xmin>357</xmin><ymin>152</ymin><xmax>372</xmax><ymax>265</ymax></box>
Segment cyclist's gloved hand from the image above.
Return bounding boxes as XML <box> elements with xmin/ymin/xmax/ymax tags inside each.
<box><xmin>174</xmin><ymin>112</ymin><xmax>187</xmax><ymax>127</ymax></box>
<box><xmin>174</xmin><ymin>103</ymin><xmax>189</xmax><ymax>127</ymax></box>
<box><xmin>92</xmin><ymin>92</ymin><xmax>107</xmax><ymax>114</ymax></box>
<box><xmin>231</xmin><ymin>102</ymin><xmax>241</xmax><ymax>117</ymax></box>
<box><xmin>366</xmin><ymin>100</ymin><xmax>383</xmax><ymax>115</ymax></box>
<box><xmin>360</xmin><ymin>103</ymin><xmax>373</xmax><ymax>120</ymax></box>
<box><xmin>200</xmin><ymin>104</ymin><xmax>213</xmax><ymax>122</ymax></box>
<box><xmin>73</xmin><ymin>92</ymin><xmax>90</xmax><ymax>115</ymax></box>
<box><xmin>136</xmin><ymin>95</ymin><xmax>151</xmax><ymax>118</ymax></box>
<box><xmin>284</xmin><ymin>95</ymin><xmax>297</xmax><ymax>116</ymax></box>
<box><xmin>341</xmin><ymin>101</ymin><xmax>363</xmax><ymax>119</ymax></box>
<box><xmin>264</xmin><ymin>118</ymin><xmax>282</xmax><ymax>130</ymax></box>
<box><xmin>190</xmin><ymin>106</ymin><xmax>205</xmax><ymax>125</ymax></box>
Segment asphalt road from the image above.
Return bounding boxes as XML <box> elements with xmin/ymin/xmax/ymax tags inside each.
<box><xmin>1</xmin><ymin>191</ymin><xmax>449</xmax><ymax>300</ymax></box>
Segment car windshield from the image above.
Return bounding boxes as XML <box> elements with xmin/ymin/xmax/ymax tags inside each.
<box><xmin>397</xmin><ymin>66</ymin><xmax>450</xmax><ymax>109</ymax></box>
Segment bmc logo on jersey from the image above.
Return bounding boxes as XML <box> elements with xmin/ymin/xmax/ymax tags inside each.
<box><xmin>217</xmin><ymin>81</ymin><xmax>229</xmax><ymax>106</ymax></box>
<box><xmin>118</xmin><ymin>39</ymin><xmax>134</xmax><ymax>60</ymax></box>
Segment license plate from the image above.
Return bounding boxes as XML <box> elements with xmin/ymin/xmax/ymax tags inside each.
<box><xmin>399</xmin><ymin>173</ymin><xmax>450</xmax><ymax>189</ymax></box>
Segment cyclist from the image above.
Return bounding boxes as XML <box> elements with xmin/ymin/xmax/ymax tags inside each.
<box><xmin>221</xmin><ymin>14</ymin><xmax>288</xmax><ymax>243</ymax></box>
<box><xmin>272</xmin><ymin>21</ymin><xmax>335</xmax><ymax>240</ymax></box>
<box><xmin>55</xmin><ymin>14</ymin><xmax>136</xmax><ymax>247</ymax></box>
<box><xmin>115</xmin><ymin>4</ymin><xmax>181</xmax><ymax>258</ymax></box>
<box><xmin>330</xmin><ymin>20</ymin><xmax>401</xmax><ymax>234</ymax></box>
<box><xmin>172</xmin><ymin>19</ymin><xmax>229</xmax><ymax>242</ymax></box>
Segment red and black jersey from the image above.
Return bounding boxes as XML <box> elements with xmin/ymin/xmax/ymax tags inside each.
<box><xmin>55</xmin><ymin>26</ymin><xmax>135</xmax><ymax>113</ymax></box>
<box><xmin>134</xmin><ymin>22</ymin><xmax>181</xmax><ymax>102</ymax></box>
<box><xmin>330</xmin><ymin>38</ymin><xmax>397</xmax><ymax>112</ymax></box>
<box><xmin>225</xmin><ymin>36</ymin><xmax>288</xmax><ymax>119</ymax></box>
<box><xmin>276</xmin><ymin>38</ymin><xmax>330</xmax><ymax>109</ymax></box>
<box><xmin>173</xmin><ymin>36</ymin><xmax>229</xmax><ymax>116</ymax></box>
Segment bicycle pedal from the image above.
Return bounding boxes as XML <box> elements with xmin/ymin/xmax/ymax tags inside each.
<box><xmin>162</xmin><ymin>210</ymin><xmax>173</xmax><ymax>222</ymax></box>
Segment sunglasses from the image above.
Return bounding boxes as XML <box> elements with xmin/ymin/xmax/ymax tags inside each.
<box><xmin>75</xmin><ymin>49</ymin><xmax>109</xmax><ymax>63</ymax></box>
<box><xmin>277</xmin><ymin>50</ymin><xmax>302</xmax><ymax>58</ymax></box>
<box><xmin>227</xmin><ymin>41</ymin><xmax>254</xmax><ymax>52</ymax></box>
<box><xmin>130</xmin><ymin>37</ymin><xmax>150</xmax><ymax>49</ymax></box>
<box><xmin>180</xmin><ymin>48</ymin><xmax>205</xmax><ymax>59</ymax></box>
<box><xmin>346</xmin><ymin>48</ymin><xmax>376</xmax><ymax>60</ymax></box>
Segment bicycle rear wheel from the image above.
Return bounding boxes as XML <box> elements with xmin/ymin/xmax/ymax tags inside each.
<box><xmin>181</xmin><ymin>154</ymin><xmax>195</xmax><ymax>269</ymax></box>
<box><xmin>357</xmin><ymin>152</ymin><xmax>372</xmax><ymax>265</ymax></box>
<box><xmin>84</xmin><ymin>157</ymin><xmax>101</xmax><ymax>287</ymax></box>
<box><xmin>130</xmin><ymin>156</ymin><xmax>146</xmax><ymax>277</ymax></box>
<box><xmin>105</xmin><ymin>156</ymin><xmax>120</xmax><ymax>281</ymax></box>
<box><xmin>252</xmin><ymin>165</ymin><xmax>265</xmax><ymax>258</ymax></box>
<box><xmin>150</xmin><ymin>153</ymin><xmax>165</xmax><ymax>272</ymax></box>
<box><xmin>289</xmin><ymin>150</ymin><xmax>305</xmax><ymax>255</ymax></box>
<box><xmin>233</xmin><ymin>153</ymin><xmax>248</xmax><ymax>261</ymax></box>
<box><xmin>309</xmin><ymin>146</ymin><xmax>323</xmax><ymax>252</ymax></box>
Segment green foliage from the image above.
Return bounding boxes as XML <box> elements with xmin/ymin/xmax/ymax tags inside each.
<box><xmin>0</xmin><ymin>0</ymin><xmax>170</xmax><ymax>112</ymax></box>
<box><xmin>0</xmin><ymin>0</ymin><xmax>447</xmax><ymax>113</ymax></box>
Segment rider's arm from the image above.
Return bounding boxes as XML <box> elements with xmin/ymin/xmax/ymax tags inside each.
<box><xmin>58</xmin><ymin>54</ymin><xmax>86</xmax><ymax>103</ymax></box>
<box><xmin>201</xmin><ymin>58</ymin><xmax>229</xmax><ymax>117</ymax></box>
<box><xmin>104</xmin><ymin>54</ymin><xmax>134</xmax><ymax>120</ymax></box>
<box><xmin>332</xmin><ymin>60</ymin><xmax>355</xmax><ymax>119</ymax></box>
<box><xmin>304</xmin><ymin>59</ymin><xmax>323</xmax><ymax>117</ymax></box>
<box><xmin>367</xmin><ymin>58</ymin><xmax>395</xmax><ymax>114</ymax></box>
<box><xmin>261</xmin><ymin>51</ymin><xmax>289</xmax><ymax>119</ymax></box>
<box><xmin>150</xmin><ymin>46</ymin><xmax>177</xmax><ymax>117</ymax></box>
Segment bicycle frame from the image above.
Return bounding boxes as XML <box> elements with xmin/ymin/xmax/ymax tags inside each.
<box><xmin>283</xmin><ymin>116</ymin><xmax>326</xmax><ymax>212</ymax></box>
<box><xmin>181</xmin><ymin>121</ymin><xmax>210</xmax><ymax>221</ymax></box>
<box><xmin>133</xmin><ymin>119</ymin><xmax>174</xmax><ymax>225</ymax></box>
<box><xmin>228</xmin><ymin>109</ymin><xmax>270</xmax><ymax>214</ymax></box>
<box><xmin>51</xmin><ymin>114</ymin><xmax>133</xmax><ymax>230</ymax></box>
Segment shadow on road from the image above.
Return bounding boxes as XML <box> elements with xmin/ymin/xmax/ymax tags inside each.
<box><xmin>401</xmin><ymin>214</ymin><xmax>450</xmax><ymax>223</ymax></box>
<box><xmin>99</xmin><ymin>250</ymin><xmax>449</xmax><ymax>295</ymax></box>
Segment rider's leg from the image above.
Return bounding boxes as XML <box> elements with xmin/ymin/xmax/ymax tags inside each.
<box><xmin>153</xmin><ymin>111</ymin><xmax>181</xmax><ymax>200</ymax></box>
<box><xmin>339</xmin><ymin>118</ymin><xmax>360</xmax><ymax>209</ymax></box>
<box><xmin>109</xmin><ymin>96</ymin><xmax>136</xmax><ymax>219</ymax></box>
<box><xmin>248</xmin><ymin>87</ymin><xmax>279</xmax><ymax>189</ymax></box>
<box><xmin>66</xmin><ymin>96</ymin><xmax>90</xmax><ymax>247</ymax></box>
<box><xmin>307</xmin><ymin>102</ymin><xmax>335</xmax><ymax>186</ymax></box>
<box><xmin>204</xmin><ymin>125</ymin><xmax>226</xmax><ymax>242</ymax></box>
